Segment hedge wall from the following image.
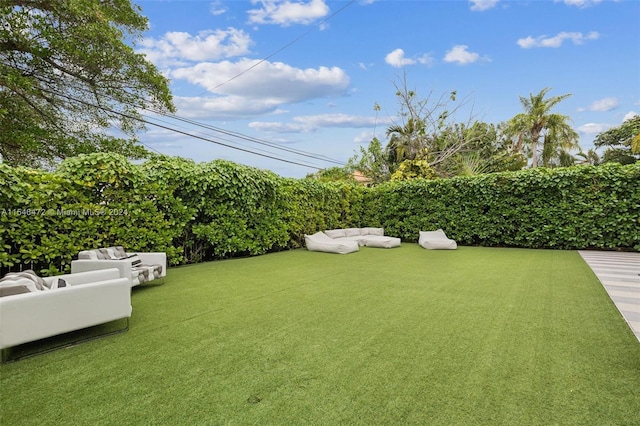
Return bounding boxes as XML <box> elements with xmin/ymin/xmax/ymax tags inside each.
<box><xmin>362</xmin><ymin>163</ymin><xmax>640</xmax><ymax>250</ymax></box>
<box><xmin>0</xmin><ymin>153</ymin><xmax>358</xmax><ymax>275</ymax></box>
<box><xmin>1</xmin><ymin>153</ymin><xmax>637</xmax><ymax>276</ymax></box>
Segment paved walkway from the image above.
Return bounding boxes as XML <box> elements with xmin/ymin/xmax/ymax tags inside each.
<box><xmin>578</xmin><ymin>250</ymin><xmax>640</xmax><ymax>343</ymax></box>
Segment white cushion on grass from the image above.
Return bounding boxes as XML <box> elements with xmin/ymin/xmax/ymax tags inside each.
<box><xmin>361</xmin><ymin>235</ymin><xmax>401</xmax><ymax>248</ymax></box>
<box><xmin>305</xmin><ymin>232</ymin><xmax>359</xmax><ymax>254</ymax></box>
<box><xmin>418</xmin><ymin>229</ymin><xmax>457</xmax><ymax>250</ymax></box>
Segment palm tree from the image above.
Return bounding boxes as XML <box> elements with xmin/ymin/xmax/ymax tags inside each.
<box><xmin>506</xmin><ymin>88</ymin><xmax>579</xmax><ymax>167</ymax></box>
<box><xmin>384</xmin><ymin>117</ymin><xmax>427</xmax><ymax>165</ymax></box>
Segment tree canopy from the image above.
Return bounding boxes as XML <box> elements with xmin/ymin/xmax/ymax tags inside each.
<box><xmin>0</xmin><ymin>0</ymin><xmax>175</xmax><ymax>167</ymax></box>
<box><xmin>347</xmin><ymin>78</ymin><xmax>528</xmax><ymax>183</ymax></box>
<box><xmin>504</xmin><ymin>88</ymin><xmax>579</xmax><ymax>168</ymax></box>
<box><xmin>594</xmin><ymin>115</ymin><xmax>640</xmax><ymax>164</ymax></box>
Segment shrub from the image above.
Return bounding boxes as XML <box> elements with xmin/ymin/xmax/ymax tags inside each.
<box><xmin>362</xmin><ymin>163</ymin><xmax>640</xmax><ymax>250</ymax></box>
<box><xmin>1</xmin><ymin>155</ymin><xmax>637</xmax><ymax>276</ymax></box>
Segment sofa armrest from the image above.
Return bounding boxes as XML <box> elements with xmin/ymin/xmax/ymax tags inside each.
<box><xmin>130</xmin><ymin>252</ymin><xmax>167</xmax><ymax>277</ymax></box>
<box><xmin>43</xmin><ymin>268</ymin><xmax>122</xmax><ymax>287</ymax></box>
<box><xmin>0</xmin><ymin>277</ymin><xmax>131</xmax><ymax>350</ymax></box>
<box><xmin>71</xmin><ymin>259</ymin><xmax>133</xmax><ymax>282</ymax></box>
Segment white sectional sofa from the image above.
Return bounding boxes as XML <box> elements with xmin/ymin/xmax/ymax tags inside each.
<box><xmin>305</xmin><ymin>232</ymin><xmax>360</xmax><ymax>254</ymax></box>
<box><xmin>71</xmin><ymin>246</ymin><xmax>166</xmax><ymax>287</ymax></box>
<box><xmin>305</xmin><ymin>227</ymin><xmax>401</xmax><ymax>254</ymax></box>
<box><xmin>0</xmin><ymin>268</ymin><xmax>131</xmax><ymax>359</ymax></box>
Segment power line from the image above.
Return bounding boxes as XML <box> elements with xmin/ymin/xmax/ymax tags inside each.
<box><xmin>1</xmin><ymin>0</ymin><xmax>361</xmax><ymax>169</ymax></box>
<box><xmin>140</xmin><ymin>111</ymin><xmax>334</xmax><ymax>167</ymax></box>
<box><xmin>2</xmin><ymin>62</ymin><xmax>347</xmax><ymax>169</ymax></box>
<box><xmin>143</xmin><ymin>107</ymin><xmax>345</xmax><ymax>165</ymax></box>
<box><xmin>36</xmin><ymin>86</ymin><xmax>327</xmax><ymax>170</ymax></box>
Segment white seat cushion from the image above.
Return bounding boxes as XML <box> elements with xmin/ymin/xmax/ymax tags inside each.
<box><xmin>305</xmin><ymin>232</ymin><xmax>359</xmax><ymax>254</ymax></box>
<box><xmin>419</xmin><ymin>229</ymin><xmax>457</xmax><ymax>250</ymax></box>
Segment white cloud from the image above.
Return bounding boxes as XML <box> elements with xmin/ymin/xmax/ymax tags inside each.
<box><xmin>517</xmin><ymin>31</ymin><xmax>599</xmax><ymax>48</ymax></box>
<box><xmin>385</xmin><ymin>48</ymin><xmax>434</xmax><ymax>68</ymax></box>
<box><xmin>248</xmin><ymin>0</ymin><xmax>329</xmax><ymax>26</ymax></box>
<box><xmin>556</xmin><ymin>0</ymin><xmax>603</xmax><ymax>8</ymax></box>
<box><xmin>210</xmin><ymin>1</ymin><xmax>227</xmax><ymax>16</ymax></box>
<box><xmin>171</xmin><ymin>59</ymin><xmax>349</xmax><ymax>100</ymax></box>
<box><xmin>173</xmin><ymin>95</ymin><xmax>283</xmax><ymax>119</ymax></box>
<box><xmin>248</xmin><ymin>121</ymin><xmax>309</xmax><ymax>133</ymax></box>
<box><xmin>577</xmin><ymin>113</ymin><xmax>638</xmax><ymax>135</ymax></box>
<box><xmin>588</xmin><ymin>97</ymin><xmax>619</xmax><ymax>112</ymax></box>
<box><xmin>168</xmin><ymin>60</ymin><xmax>349</xmax><ymax>119</ymax></box>
<box><xmin>385</xmin><ymin>49</ymin><xmax>414</xmax><ymax>67</ymax></box>
<box><xmin>140</xmin><ymin>29</ymin><xmax>252</xmax><ymax>65</ymax></box>
<box><xmin>443</xmin><ymin>45</ymin><xmax>486</xmax><ymax>65</ymax></box>
<box><xmin>469</xmin><ymin>0</ymin><xmax>499</xmax><ymax>11</ymax></box>
<box><xmin>577</xmin><ymin>123</ymin><xmax>611</xmax><ymax>134</ymax></box>
<box><xmin>417</xmin><ymin>54</ymin><xmax>435</xmax><ymax>67</ymax></box>
<box><xmin>249</xmin><ymin>113</ymin><xmax>388</xmax><ymax>133</ymax></box>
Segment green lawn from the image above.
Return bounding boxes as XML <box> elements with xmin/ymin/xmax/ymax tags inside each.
<box><xmin>2</xmin><ymin>245</ymin><xmax>640</xmax><ymax>425</ymax></box>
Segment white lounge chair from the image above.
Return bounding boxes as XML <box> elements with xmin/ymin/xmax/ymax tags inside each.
<box><xmin>304</xmin><ymin>232</ymin><xmax>359</xmax><ymax>254</ymax></box>
<box><xmin>418</xmin><ymin>229</ymin><xmax>457</xmax><ymax>250</ymax></box>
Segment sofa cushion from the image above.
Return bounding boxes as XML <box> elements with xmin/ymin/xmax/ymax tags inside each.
<box><xmin>97</xmin><ymin>248</ymin><xmax>112</xmax><ymax>260</ymax></box>
<box><xmin>361</xmin><ymin>235</ymin><xmax>401</xmax><ymax>248</ymax></box>
<box><xmin>0</xmin><ymin>278</ymin><xmax>40</xmax><ymax>297</ymax></box>
<box><xmin>113</xmin><ymin>246</ymin><xmax>128</xmax><ymax>258</ymax></box>
<box><xmin>104</xmin><ymin>247</ymin><xmax>119</xmax><ymax>259</ymax></box>
<box><xmin>418</xmin><ymin>229</ymin><xmax>457</xmax><ymax>250</ymax></box>
<box><xmin>1</xmin><ymin>270</ymin><xmax>48</xmax><ymax>291</ymax></box>
<box><xmin>78</xmin><ymin>250</ymin><xmax>99</xmax><ymax>260</ymax></box>
<box><xmin>127</xmin><ymin>254</ymin><xmax>143</xmax><ymax>267</ymax></box>
<box><xmin>344</xmin><ymin>228</ymin><xmax>362</xmax><ymax>237</ymax></box>
<box><xmin>50</xmin><ymin>278</ymin><xmax>68</xmax><ymax>289</ymax></box>
<box><xmin>305</xmin><ymin>232</ymin><xmax>359</xmax><ymax>254</ymax></box>
<box><xmin>324</xmin><ymin>229</ymin><xmax>347</xmax><ymax>239</ymax></box>
<box><xmin>361</xmin><ymin>227</ymin><xmax>384</xmax><ymax>236</ymax></box>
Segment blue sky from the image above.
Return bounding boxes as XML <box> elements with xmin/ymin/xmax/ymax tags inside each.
<box><xmin>133</xmin><ymin>0</ymin><xmax>640</xmax><ymax>177</ymax></box>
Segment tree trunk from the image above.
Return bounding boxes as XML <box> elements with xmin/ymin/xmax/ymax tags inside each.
<box><xmin>530</xmin><ymin>131</ymin><xmax>539</xmax><ymax>167</ymax></box>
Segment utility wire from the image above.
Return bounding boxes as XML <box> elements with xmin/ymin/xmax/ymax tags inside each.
<box><xmin>3</xmin><ymin>62</ymin><xmax>346</xmax><ymax>169</ymax></box>
<box><xmin>143</xmin><ymin>107</ymin><xmax>345</xmax><ymax>165</ymax></box>
<box><xmin>1</xmin><ymin>0</ymin><xmax>360</xmax><ymax>169</ymax></box>
<box><xmin>140</xmin><ymin>111</ymin><xmax>332</xmax><ymax>167</ymax></box>
<box><xmin>36</xmin><ymin>86</ymin><xmax>326</xmax><ymax>170</ymax></box>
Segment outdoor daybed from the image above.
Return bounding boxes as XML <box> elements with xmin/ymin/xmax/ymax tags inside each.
<box><xmin>71</xmin><ymin>246</ymin><xmax>166</xmax><ymax>287</ymax></box>
<box><xmin>305</xmin><ymin>232</ymin><xmax>360</xmax><ymax>254</ymax></box>
<box><xmin>0</xmin><ymin>268</ymin><xmax>131</xmax><ymax>359</ymax></box>
<box><xmin>305</xmin><ymin>227</ymin><xmax>401</xmax><ymax>254</ymax></box>
<box><xmin>418</xmin><ymin>229</ymin><xmax>458</xmax><ymax>250</ymax></box>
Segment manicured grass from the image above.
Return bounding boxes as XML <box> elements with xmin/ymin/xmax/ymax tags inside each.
<box><xmin>2</xmin><ymin>245</ymin><xmax>639</xmax><ymax>425</ymax></box>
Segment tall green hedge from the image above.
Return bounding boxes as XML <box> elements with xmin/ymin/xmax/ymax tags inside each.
<box><xmin>362</xmin><ymin>163</ymin><xmax>640</xmax><ymax>250</ymax></box>
<box><xmin>1</xmin><ymin>153</ymin><xmax>637</xmax><ymax>276</ymax></box>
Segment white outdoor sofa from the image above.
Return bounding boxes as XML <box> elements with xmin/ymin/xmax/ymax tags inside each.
<box><xmin>305</xmin><ymin>227</ymin><xmax>401</xmax><ymax>254</ymax></box>
<box><xmin>71</xmin><ymin>246</ymin><xmax>166</xmax><ymax>287</ymax></box>
<box><xmin>305</xmin><ymin>232</ymin><xmax>360</xmax><ymax>254</ymax></box>
<box><xmin>0</xmin><ymin>268</ymin><xmax>131</xmax><ymax>361</ymax></box>
<box><xmin>418</xmin><ymin>229</ymin><xmax>458</xmax><ymax>250</ymax></box>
